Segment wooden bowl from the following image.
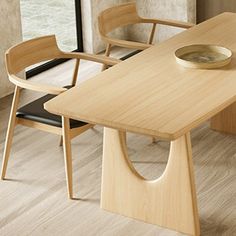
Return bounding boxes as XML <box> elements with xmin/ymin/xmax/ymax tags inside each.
<box><xmin>175</xmin><ymin>44</ymin><xmax>232</xmax><ymax>69</ymax></box>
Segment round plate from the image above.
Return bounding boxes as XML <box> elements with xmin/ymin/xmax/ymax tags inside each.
<box><xmin>175</xmin><ymin>44</ymin><xmax>232</xmax><ymax>69</ymax></box>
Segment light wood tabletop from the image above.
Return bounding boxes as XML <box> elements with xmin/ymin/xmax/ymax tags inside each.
<box><xmin>45</xmin><ymin>13</ymin><xmax>236</xmax><ymax>141</ymax></box>
<box><xmin>44</xmin><ymin>13</ymin><xmax>236</xmax><ymax>236</ymax></box>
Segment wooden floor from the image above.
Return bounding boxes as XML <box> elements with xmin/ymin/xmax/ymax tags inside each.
<box><xmin>0</xmin><ymin>49</ymin><xmax>236</xmax><ymax>236</ymax></box>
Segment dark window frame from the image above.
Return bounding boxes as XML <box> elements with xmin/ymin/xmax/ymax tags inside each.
<box><xmin>26</xmin><ymin>0</ymin><xmax>83</xmax><ymax>78</ymax></box>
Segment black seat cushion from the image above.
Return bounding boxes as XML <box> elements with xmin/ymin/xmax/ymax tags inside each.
<box><xmin>120</xmin><ymin>50</ymin><xmax>142</xmax><ymax>61</ymax></box>
<box><xmin>16</xmin><ymin>87</ymin><xmax>87</xmax><ymax>129</ymax></box>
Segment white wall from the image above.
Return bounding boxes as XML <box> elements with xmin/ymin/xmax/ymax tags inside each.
<box><xmin>129</xmin><ymin>0</ymin><xmax>196</xmax><ymax>43</ymax></box>
<box><xmin>81</xmin><ymin>0</ymin><xmax>130</xmax><ymax>53</ymax></box>
<box><xmin>0</xmin><ymin>0</ymin><xmax>23</xmax><ymax>98</ymax></box>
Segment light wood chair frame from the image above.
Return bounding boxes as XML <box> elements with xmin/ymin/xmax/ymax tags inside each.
<box><xmin>98</xmin><ymin>2</ymin><xmax>195</xmax><ymax>60</ymax></box>
<box><xmin>1</xmin><ymin>35</ymin><xmax>121</xmax><ymax>199</ymax></box>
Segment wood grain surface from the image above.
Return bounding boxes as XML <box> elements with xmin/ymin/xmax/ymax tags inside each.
<box><xmin>45</xmin><ymin>13</ymin><xmax>236</xmax><ymax>140</ymax></box>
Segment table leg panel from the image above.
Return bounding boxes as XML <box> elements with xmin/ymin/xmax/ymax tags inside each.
<box><xmin>101</xmin><ymin>128</ymin><xmax>200</xmax><ymax>236</ymax></box>
<box><xmin>211</xmin><ymin>102</ymin><xmax>236</xmax><ymax>135</ymax></box>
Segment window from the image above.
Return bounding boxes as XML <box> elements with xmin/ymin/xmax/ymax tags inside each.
<box><xmin>20</xmin><ymin>0</ymin><xmax>83</xmax><ymax>77</ymax></box>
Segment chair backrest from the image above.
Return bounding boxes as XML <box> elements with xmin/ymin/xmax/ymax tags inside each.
<box><xmin>5</xmin><ymin>35</ymin><xmax>62</xmax><ymax>74</ymax></box>
<box><xmin>98</xmin><ymin>2</ymin><xmax>142</xmax><ymax>36</ymax></box>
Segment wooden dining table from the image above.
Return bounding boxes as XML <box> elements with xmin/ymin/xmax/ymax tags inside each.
<box><xmin>44</xmin><ymin>13</ymin><xmax>236</xmax><ymax>236</ymax></box>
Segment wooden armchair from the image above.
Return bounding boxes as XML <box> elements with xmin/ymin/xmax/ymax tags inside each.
<box><xmin>98</xmin><ymin>2</ymin><xmax>195</xmax><ymax>69</ymax></box>
<box><xmin>1</xmin><ymin>35</ymin><xmax>120</xmax><ymax>199</ymax></box>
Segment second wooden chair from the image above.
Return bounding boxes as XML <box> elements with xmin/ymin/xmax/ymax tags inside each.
<box><xmin>98</xmin><ymin>2</ymin><xmax>194</xmax><ymax>69</ymax></box>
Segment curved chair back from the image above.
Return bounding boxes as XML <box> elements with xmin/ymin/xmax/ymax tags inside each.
<box><xmin>4</xmin><ymin>35</ymin><xmax>120</xmax><ymax>95</ymax></box>
<box><xmin>6</xmin><ymin>35</ymin><xmax>62</xmax><ymax>75</ymax></box>
<box><xmin>98</xmin><ymin>3</ymin><xmax>142</xmax><ymax>37</ymax></box>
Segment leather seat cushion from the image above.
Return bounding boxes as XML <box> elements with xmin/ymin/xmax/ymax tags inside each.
<box><xmin>16</xmin><ymin>88</ymin><xmax>87</xmax><ymax>129</ymax></box>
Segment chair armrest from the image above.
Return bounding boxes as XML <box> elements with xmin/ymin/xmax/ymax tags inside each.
<box><xmin>61</xmin><ymin>52</ymin><xmax>121</xmax><ymax>65</ymax></box>
<box><xmin>8</xmin><ymin>53</ymin><xmax>121</xmax><ymax>94</ymax></box>
<box><xmin>141</xmin><ymin>18</ymin><xmax>195</xmax><ymax>29</ymax></box>
<box><xmin>101</xmin><ymin>37</ymin><xmax>152</xmax><ymax>50</ymax></box>
<box><xmin>9</xmin><ymin>74</ymin><xmax>67</xmax><ymax>95</ymax></box>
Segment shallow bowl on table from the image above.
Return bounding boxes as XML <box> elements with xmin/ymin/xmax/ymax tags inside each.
<box><xmin>175</xmin><ymin>44</ymin><xmax>232</xmax><ymax>69</ymax></box>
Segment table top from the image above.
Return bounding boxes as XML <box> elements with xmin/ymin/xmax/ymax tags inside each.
<box><xmin>45</xmin><ymin>13</ymin><xmax>236</xmax><ymax>140</ymax></box>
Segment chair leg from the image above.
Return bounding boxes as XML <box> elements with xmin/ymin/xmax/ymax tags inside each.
<box><xmin>62</xmin><ymin>116</ymin><xmax>73</xmax><ymax>199</ymax></box>
<box><xmin>59</xmin><ymin>136</ymin><xmax>63</xmax><ymax>147</ymax></box>
<box><xmin>152</xmin><ymin>137</ymin><xmax>157</xmax><ymax>143</ymax></box>
<box><xmin>1</xmin><ymin>119</ymin><xmax>17</xmax><ymax>180</ymax></box>
<box><xmin>1</xmin><ymin>87</ymin><xmax>20</xmax><ymax>180</ymax></box>
<box><xmin>102</xmin><ymin>43</ymin><xmax>111</xmax><ymax>71</ymax></box>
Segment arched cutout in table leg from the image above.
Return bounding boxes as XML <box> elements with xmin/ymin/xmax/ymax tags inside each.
<box><xmin>101</xmin><ymin>128</ymin><xmax>200</xmax><ymax>236</ymax></box>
